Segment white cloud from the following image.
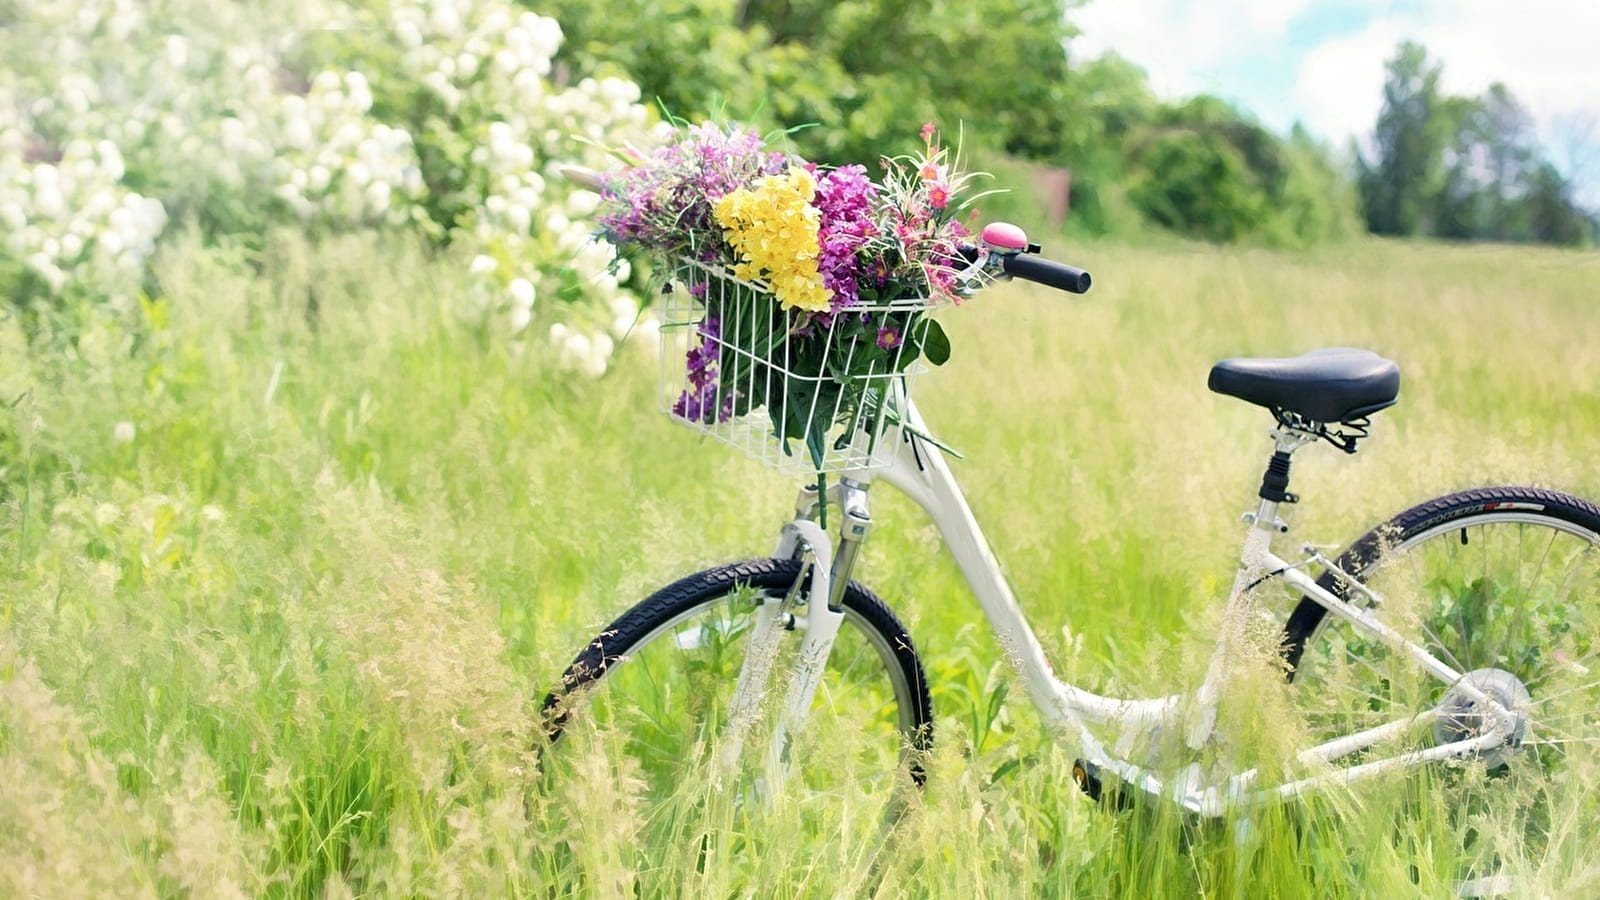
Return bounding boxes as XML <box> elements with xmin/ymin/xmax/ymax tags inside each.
<box><xmin>1295</xmin><ymin>23</ymin><xmax>1404</xmax><ymax>147</ymax></box>
<box><xmin>1071</xmin><ymin>0</ymin><xmax>1314</xmax><ymax>98</ymax></box>
<box><xmin>1294</xmin><ymin>0</ymin><xmax>1600</xmax><ymax>149</ymax></box>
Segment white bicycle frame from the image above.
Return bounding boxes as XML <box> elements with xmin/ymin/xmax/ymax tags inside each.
<box><xmin>731</xmin><ymin>397</ymin><xmax>1522</xmax><ymax>817</ymax></box>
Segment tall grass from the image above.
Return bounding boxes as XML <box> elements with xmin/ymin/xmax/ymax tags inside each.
<box><xmin>2</xmin><ymin>230</ymin><xmax>1597</xmax><ymax>896</ymax></box>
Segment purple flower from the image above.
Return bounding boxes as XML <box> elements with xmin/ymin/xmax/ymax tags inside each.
<box><xmin>812</xmin><ymin>165</ymin><xmax>878</xmax><ymax>313</ymax></box>
<box><xmin>673</xmin><ymin>382</ymin><xmax>734</xmax><ymax>424</ymax></box>
<box><xmin>876</xmin><ymin>325</ymin><xmax>901</xmax><ymax>350</ymax></box>
<box><xmin>596</xmin><ymin>124</ymin><xmax>789</xmax><ymax>262</ymax></box>
<box><xmin>673</xmin><ymin>316</ymin><xmax>734</xmax><ymax>423</ymax></box>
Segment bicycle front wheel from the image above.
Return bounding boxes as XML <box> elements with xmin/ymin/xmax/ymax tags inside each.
<box><xmin>542</xmin><ymin>558</ymin><xmax>932</xmax><ymax>811</ymax></box>
<box><xmin>1281</xmin><ymin>487</ymin><xmax>1600</xmax><ymax>857</ymax></box>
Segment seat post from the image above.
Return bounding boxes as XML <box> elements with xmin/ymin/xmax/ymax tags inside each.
<box><xmin>1249</xmin><ymin>424</ymin><xmax>1319</xmax><ymax>531</ymax></box>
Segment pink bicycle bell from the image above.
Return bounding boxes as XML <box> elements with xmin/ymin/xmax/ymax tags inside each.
<box><xmin>981</xmin><ymin>222</ymin><xmax>1029</xmax><ymax>253</ymax></box>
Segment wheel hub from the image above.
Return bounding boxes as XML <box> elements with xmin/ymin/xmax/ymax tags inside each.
<box><xmin>1433</xmin><ymin>668</ymin><xmax>1531</xmax><ymax>768</ymax></box>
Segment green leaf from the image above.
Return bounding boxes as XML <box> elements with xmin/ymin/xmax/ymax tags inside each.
<box><xmin>921</xmin><ymin>319</ymin><xmax>951</xmax><ymax>366</ymax></box>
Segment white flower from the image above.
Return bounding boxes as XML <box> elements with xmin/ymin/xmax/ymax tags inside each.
<box><xmin>164</xmin><ymin>35</ymin><xmax>189</xmax><ymax>69</ymax></box>
<box><xmin>284</xmin><ymin>119</ymin><xmax>314</xmax><ymax>150</ymax></box>
<box><xmin>95</xmin><ymin>141</ymin><xmax>125</xmax><ymax>181</ymax></box>
<box><xmin>581</xmin><ymin>334</ymin><xmax>611</xmax><ymax>378</ymax></box>
<box><xmin>396</xmin><ymin>20</ymin><xmax>422</xmax><ymax>48</ymax></box>
<box><xmin>505</xmin><ymin>203</ymin><xmax>530</xmax><ymax>234</ymax></box>
<box><xmin>99</xmin><ymin>230</ymin><xmax>125</xmax><ymax>257</ymax></box>
<box><xmin>363</xmin><ymin>180</ymin><xmax>391</xmax><ymax>215</ymax></box>
<box><xmin>311</xmin><ymin>70</ymin><xmax>341</xmax><ymax>94</ymax></box>
<box><xmin>512</xmin><ymin>69</ymin><xmax>543</xmax><ymax>103</ymax></box>
<box><xmin>508</xmin><ymin>277</ymin><xmax>535</xmax><ymax>309</ymax></box>
<box><xmin>509</xmin><ymin>304</ymin><xmax>532</xmax><ymax>334</ymax></box>
<box><xmin>567</xmin><ymin>190</ymin><xmax>599</xmax><ymax>216</ymax></box>
<box><xmin>469</xmin><ymin>254</ymin><xmax>498</xmax><ymax>276</ymax></box>
<box><xmin>113</xmin><ymin>421</ymin><xmax>136</xmax><ymax>443</ymax></box>
<box><xmin>430</xmin><ymin>4</ymin><xmax>461</xmax><ymax>36</ymax></box>
<box><xmin>33</xmin><ymin>185</ymin><xmax>64</xmax><ymax>219</ymax></box>
<box><xmin>561</xmin><ymin>331</ymin><xmax>591</xmax><ymax>368</ymax></box>
<box><xmin>0</xmin><ymin>202</ymin><xmax>26</xmax><ymax>231</ymax></box>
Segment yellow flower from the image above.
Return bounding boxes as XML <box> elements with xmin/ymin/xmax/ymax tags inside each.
<box><xmin>712</xmin><ymin>167</ymin><xmax>830</xmax><ymax>312</ymax></box>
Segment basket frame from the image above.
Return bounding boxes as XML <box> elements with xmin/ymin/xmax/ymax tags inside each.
<box><xmin>659</xmin><ymin>258</ymin><xmax>938</xmax><ymax>473</ymax></box>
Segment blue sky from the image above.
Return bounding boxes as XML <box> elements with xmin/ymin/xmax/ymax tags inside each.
<box><xmin>1069</xmin><ymin>0</ymin><xmax>1600</xmax><ymax>199</ymax></box>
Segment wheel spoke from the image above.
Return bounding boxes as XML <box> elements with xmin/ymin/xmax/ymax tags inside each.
<box><xmin>544</xmin><ymin>559</ymin><xmax>929</xmax><ymax>840</ymax></box>
<box><xmin>1285</xmin><ymin>496</ymin><xmax>1600</xmax><ymax>872</ymax></box>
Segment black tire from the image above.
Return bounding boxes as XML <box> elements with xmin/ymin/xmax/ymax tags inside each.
<box><xmin>1280</xmin><ymin>486</ymin><xmax>1600</xmax><ymax>857</ymax></box>
<box><xmin>542</xmin><ymin>558</ymin><xmax>933</xmax><ymax>802</ymax></box>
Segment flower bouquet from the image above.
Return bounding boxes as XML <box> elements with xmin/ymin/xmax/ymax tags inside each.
<box><xmin>595</xmin><ymin>122</ymin><xmax>989</xmax><ymax>473</ymax></box>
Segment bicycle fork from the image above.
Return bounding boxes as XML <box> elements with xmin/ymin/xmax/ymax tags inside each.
<box><xmin>717</xmin><ymin>479</ymin><xmax>873</xmax><ymax>791</ymax></box>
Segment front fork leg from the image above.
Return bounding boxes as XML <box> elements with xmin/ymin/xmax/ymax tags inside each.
<box><xmin>721</xmin><ymin>483</ymin><xmax>874</xmax><ymax>792</ymax></box>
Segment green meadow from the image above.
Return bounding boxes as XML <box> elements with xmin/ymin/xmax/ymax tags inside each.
<box><xmin>3</xmin><ymin>233</ymin><xmax>1598</xmax><ymax>896</ymax></box>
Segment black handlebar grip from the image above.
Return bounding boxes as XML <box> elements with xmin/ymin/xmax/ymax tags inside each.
<box><xmin>1002</xmin><ymin>254</ymin><xmax>1092</xmax><ymax>294</ymax></box>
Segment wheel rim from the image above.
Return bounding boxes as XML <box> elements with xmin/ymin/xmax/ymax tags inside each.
<box><xmin>551</xmin><ymin>582</ymin><xmax>924</xmax><ymax>815</ymax></box>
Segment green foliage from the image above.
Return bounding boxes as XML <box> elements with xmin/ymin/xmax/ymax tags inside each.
<box><xmin>1124</xmin><ymin>97</ymin><xmax>1357</xmax><ymax>246</ymax></box>
<box><xmin>546</xmin><ymin>1</ymin><xmax>1366</xmax><ymax>246</ymax></box>
<box><xmin>542</xmin><ymin>0</ymin><xmax>1081</xmax><ymax>164</ymax></box>
<box><xmin>1128</xmin><ymin>99</ymin><xmax>1274</xmax><ymax>243</ymax></box>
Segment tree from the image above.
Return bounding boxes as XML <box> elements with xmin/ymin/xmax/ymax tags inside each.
<box><xmin>540</xmin><ymin>0</ymin><xmax>1083</xmax><ymax>166</ymax></box>
<box><xmin>1358</xmin><ymin>42</ymin><xmax>1596</xmax><ymax>246</ymax></box>
<box><xmin>1358</xmin><ymin>41</ymin><xmax>1451</xmax><ymax>236</ymax></box>
<box><xmin>1525</xmin><ymin>163</ymin><xmax>1598</xmax><ymax>245</ymax></box>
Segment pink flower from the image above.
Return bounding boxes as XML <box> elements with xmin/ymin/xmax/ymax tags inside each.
<box><xmin>919</xmin><ymin>160</ymin><xmax>941</xmax><ymax>182</ymax></box>
<box><xmin>920</xmin><ymin>122</ymin><xmax>936</xmax><ymax>143</ymax></box>
<box><xmin>928</xmin><ymin>183</ymin><xmax>949</xmax><ymax>210</ymax></box>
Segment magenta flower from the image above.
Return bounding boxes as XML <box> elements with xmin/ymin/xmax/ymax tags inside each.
<box><xmin>876</xmin><ymin>325</ymin><xmax>901</xmax><ymax>350</ymax></box>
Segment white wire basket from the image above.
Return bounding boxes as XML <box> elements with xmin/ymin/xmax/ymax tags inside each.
<box><xmin>659</xmin><ymin>258</ymin><xmax>937</xmax><ymax>474</ymax></box>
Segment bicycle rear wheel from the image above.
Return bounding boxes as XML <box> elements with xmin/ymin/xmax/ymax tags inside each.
<box><xmin>543</xmin><ymin>558</ymin><xmax>932</xmax><ymax>812</ymax></box>
<box><xmin>1281</xmin><ymin>487</ymin><xmax>1600</xmax><ymax>865</ymax></box>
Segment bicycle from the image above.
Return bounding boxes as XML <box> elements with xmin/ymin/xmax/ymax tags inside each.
<box><xmin>540</xmin><ymin>214</ymin><xmax>1600</xmax><ymax>877</ymax></box>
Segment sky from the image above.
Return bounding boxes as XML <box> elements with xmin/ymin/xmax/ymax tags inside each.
<box><xmin>1068</xmin><ymin>0</ymin><xmax>1600</xmax><ymax>200</ymax></box>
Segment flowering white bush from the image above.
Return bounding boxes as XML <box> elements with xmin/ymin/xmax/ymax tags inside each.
<box><xmin>369</xmin><ymin>1</ymin><xmax>665</xmax><ymax>374</ymax></box>
<box><xmin>0</xmin><ymin>134</ymin><xmax>166</xmax><ymax>306</ymax></box>
<box><xmin>0</xmin><ymin>0</ymin><xmax>662</xmax><ymax>376</ymax></box>
<box><xmin>270</xmin><ymin>71</ymin><xmax>426</xmax><ymax>227</ymax></box>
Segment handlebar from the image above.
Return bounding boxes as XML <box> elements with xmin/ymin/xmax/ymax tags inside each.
<box><xmin>956</xmin><ymin>223</ymin><xmax>1092</xmax><ymax>295</ymax></box>
<box><xmin>1000</xmin><ymin>253</ymin><xmax>1092</xmax><ymax>294</ymax></box>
